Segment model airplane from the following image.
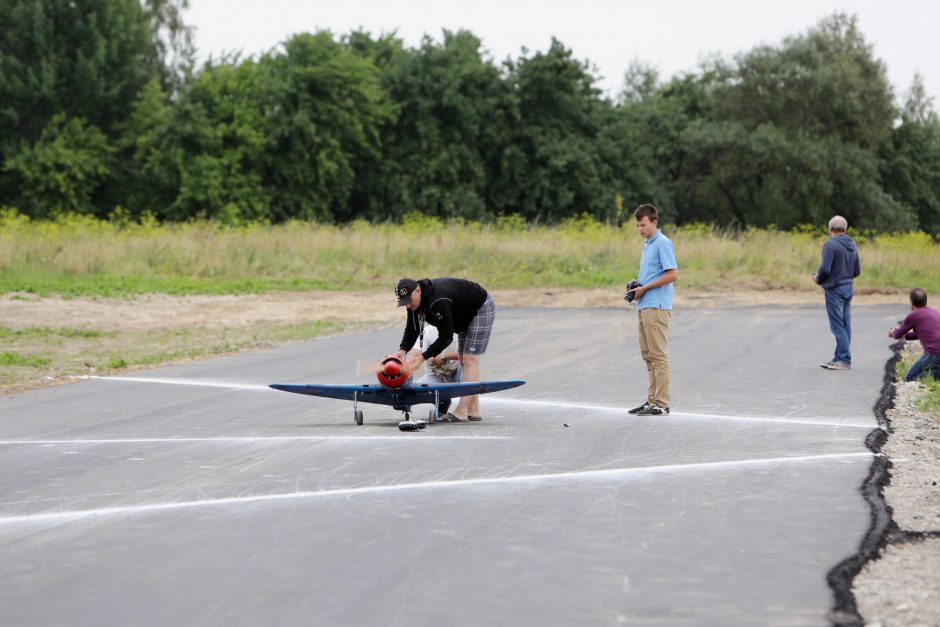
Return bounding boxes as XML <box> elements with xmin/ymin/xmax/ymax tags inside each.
<box><xmin>270</xmin><ymin>355</ymin><xmax>526</xmax><ymax>431</ymax></box>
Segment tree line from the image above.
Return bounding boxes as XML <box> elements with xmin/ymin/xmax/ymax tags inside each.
<box><xmin>2</xmin><ymin>2</ymin><xmax>939</xmax><ymax>233</ymax></box>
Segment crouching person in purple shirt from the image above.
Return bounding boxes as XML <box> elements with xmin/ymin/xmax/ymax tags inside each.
<box><xmin>890</xmin><ymin>288</ymin><xmax>940</xmax><ymax>381</ymax></box>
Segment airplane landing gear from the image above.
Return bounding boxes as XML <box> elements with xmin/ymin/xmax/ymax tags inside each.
<box><xmin>353</xmin><ymin>391</ymin><xmax>363</xmax><ymax>425</ymax></box>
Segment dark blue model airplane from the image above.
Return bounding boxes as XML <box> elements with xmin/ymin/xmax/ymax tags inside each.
<box><xmin>270</xmin><ymin>355</ymin><xmax>526</xmax><ymax>431</ymax></box>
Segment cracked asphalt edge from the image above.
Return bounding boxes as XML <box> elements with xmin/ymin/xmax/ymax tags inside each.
<box><xmin>825</xmin><ymin>341</ymin><xmax>901</xmax><ymax>627</ymax></box>
<box><xmin>825</xmin><ymin>341</ymin><xmax>940</xmax><ymax>627</ymax></box>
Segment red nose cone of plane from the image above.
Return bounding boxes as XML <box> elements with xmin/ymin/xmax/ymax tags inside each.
<box><xmin>377</xmin><ymin>355</ymin><xmax>409</xmax><ymax>388</ymax></box>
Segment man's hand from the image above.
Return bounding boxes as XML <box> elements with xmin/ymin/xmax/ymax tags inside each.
<box><xmin>430</xmin><ymin>355</ymin><xmax>444</xmax><ymax>367</ymax></box>
<box><xmin>405</xmin><ymin>353</ymin><xmax>425</xmax><ymax>375</ymax></box>
<box><xmin>811</xmin><ymin>274</ymin><xmax>818</xmax><ymax>284</ymax></box>
<box><xmin>629</xmin><ymin>269</ymin><xmax>678</xmax><ymax>301</ymax></box>
<box><xmin>888</xmin><ymin>328</ymin><xmax>896</xmax><ymax>338</ymax></box>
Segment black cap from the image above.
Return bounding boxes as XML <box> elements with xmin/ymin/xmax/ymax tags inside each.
<box><xmin>396</xmin><ymin>278</ymin><xmax>418</xmax><ymax>306</ymax></box>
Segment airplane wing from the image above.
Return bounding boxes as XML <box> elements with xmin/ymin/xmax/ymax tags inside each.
<box><xmin>269</xmin><ymin>383</ymin><xmax>396</xmax><ymax>406</ymax></box>
<box><xmin>405</xmin><ymin>380</ymin><xmax>526</xmax><ymax>403</ymax></box>
<box><xmin>269</xmin><ymin>380</ymin><xmax>525</xmax><ymax>406</ymax></box>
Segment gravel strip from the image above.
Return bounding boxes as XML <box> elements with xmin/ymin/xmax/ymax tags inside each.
<box><xmin>853</xmin><ymin>342</ymin><xmax>940</xmax><ymax>627</ymax></box>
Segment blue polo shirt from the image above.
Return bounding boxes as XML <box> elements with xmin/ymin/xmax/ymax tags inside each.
<box><xmin>637</xmin><ymin>230</ymin><xmax>678</xmax><ymax>310</ymax></box>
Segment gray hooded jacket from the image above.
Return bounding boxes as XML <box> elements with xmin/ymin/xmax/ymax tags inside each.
<box><xmin>816</xmin><ymin>234</ymin><xmax>861</xmax><ymax>290</ymax></box>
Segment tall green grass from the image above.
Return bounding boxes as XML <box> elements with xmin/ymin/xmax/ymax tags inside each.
<box><xmin>1</xmin><ymin>209</ymin><xmax>938</xmax><ymax>297</ymax></box>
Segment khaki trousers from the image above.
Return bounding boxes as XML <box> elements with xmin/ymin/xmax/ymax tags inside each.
<box><xmin>637</xmin><ymin>308</ymin><xmax>672</xmax><ymax>407</ymax></box>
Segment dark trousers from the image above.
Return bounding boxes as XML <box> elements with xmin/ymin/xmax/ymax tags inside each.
<box><xmin>905</xmin><ymin>350</ymin><xmax>940</xmax><ymax>381</ymax></box>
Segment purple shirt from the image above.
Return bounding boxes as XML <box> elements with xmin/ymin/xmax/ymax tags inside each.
<box><xmin>892</xmin><ymin>306</ymin><xmax>940</xmax><ymax>355</ymax></box>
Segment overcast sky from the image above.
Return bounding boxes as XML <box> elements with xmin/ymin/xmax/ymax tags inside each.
<box><xmin>186</xmin><ymin>0</ymin><xmax>939</xmax><ymax>105</ymax></box>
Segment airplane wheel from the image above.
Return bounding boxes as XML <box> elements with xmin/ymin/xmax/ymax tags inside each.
<box><xmin>355</xmin><ymin>410</ymin><xmax>363</xmax><ymax>425</ymax></box>
<box><xmin>428</xmin><ymin>409</ymin><xmax>436</xmax><ymax>424</ymax></box>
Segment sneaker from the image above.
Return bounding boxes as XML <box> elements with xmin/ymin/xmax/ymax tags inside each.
<box><xmin>826</xmin><ymin>361</ymin><xmax>851</xmax><ymax>370</ymax></box>
<box><xmin>628</xmin><ymin>402</ymin><xmax>652</xmax><ymax>415</ymax></box>
<box><xmin>819</xmin><ymin>361</ymin><xmax>835</xmax><ymax>369</ymax></box>
<box><xmin>637</xmin><ymin>403</ymin><xmax>670</xmax><ymax>416</ymax></box>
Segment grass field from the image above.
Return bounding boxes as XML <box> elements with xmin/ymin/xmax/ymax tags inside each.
<box><xmin>2</xmin><ymin>210</ymin><xmax>938</xmax><ymax>297</ymax></box>
<box><xmin>0</xmin><ymin>319</ymin><xmax>375</xmax><ymax>392</ymax></box>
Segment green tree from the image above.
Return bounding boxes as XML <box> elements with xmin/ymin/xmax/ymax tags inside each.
<box><xmin>0</xmin><ymin>0</ymin><xmax>156</xmax><ymax>143</ymax></box>
<box><xmin>4</xmin><ymin>115</ymin><xmax>114</xmax><ymax>217</ymax></box>
<box><xmin>498</xmin><ymin>38</ymin><xmax>619</xmax><ymax>221</ymax></box>
<box><xmin>352</xmin><ymin>30</ymin><xmax>509</xmax><ymax>221</ymax></box>
<box><xmin>153</xmin><ymin>57</ymin><xmax>273</xmax><ymax>222</ymax></box>
<box><xmin>613</xmin><ymin>69</ymin><xmax>718</xmax><ymax>223</ymax></box>
<box><xmin>677</xmin><ymin>13</ymin><xmax>913</xmax><ymax>229</ymax></box>
<box><xmin>114</xmin><ymin>77</ymin><xmax>186</xmax><ymax>218</ymax></box>
<box><xmin>0</xmin><ymin>0</ymin><xmax>162</xmax><ymax>215</ymax></box>
<box><xmin>881</xmin><ymin>76</ymin><xmax>940</xmax><ymax>234</ymax></box>
<box><xmin>121</xmin><ymin>31</ymin><xmax>392</xmax><ymax>222</ymax></box>
<box><xmin>142</xmin><ymin>0</ymin><xmax>196</xmax><ymax>94</ymax></box>
<box><xmin>261</xmin><ymin>31</ymin><xmax>393</xmax><ymax>222</ymax></box>
<box><xmin>716</xmin><ymin>14</ymin><xmax>895</xmax><ymax>148</ymax></box>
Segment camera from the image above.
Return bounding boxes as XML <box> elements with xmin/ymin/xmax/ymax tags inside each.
<box><xmin>624</xmin><ymin>280</ymin><xmax>642</xmax><ymax>303</ymax></box>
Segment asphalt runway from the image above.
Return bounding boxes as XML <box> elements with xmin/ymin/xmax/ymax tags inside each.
<box><xmin>0</xmin><ymin>304</ymin><xmax>899</xmax><ymax>626</ymax></box>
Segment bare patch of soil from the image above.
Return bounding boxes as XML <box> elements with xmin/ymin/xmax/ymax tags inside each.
<box><xmin>0</xmin><ymin>287</ymin><xmax>906</xmax><ymax>332</ymax></box>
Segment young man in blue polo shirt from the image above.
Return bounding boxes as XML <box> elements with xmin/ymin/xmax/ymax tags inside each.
<box><xmin>626</xmin><ymin>204</ymin><xmax>679</xmax><ymax>416</ymax></box>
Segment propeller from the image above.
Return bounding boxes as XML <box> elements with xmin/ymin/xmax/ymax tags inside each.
<box><xmin>376</xmin><ymin>354</ymin><xmax>410</xmax><ymax>388</ymax></box>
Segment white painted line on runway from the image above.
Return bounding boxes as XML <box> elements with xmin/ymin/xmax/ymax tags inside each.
<box><xmin>674</xmin><ymin>410</ymin><xmax>877</xmax><ymax>429</ymax></box>
<box><xmin>0</xmin><ymin>435</ymin><xmax>508</xmax><ymax>445</ymax></box>
<box><xmin>69</xmin><ymin>377</ymin><xmax>875</xmax><ymax>429</ymax></box>
<box><xmin>70</xmin><ymin>375</ymin><xmax>272</xmax><ymax>391</ymax></box>
<box><xmin>487</xmin><ymin>397</ymin><xmax>876</xmax><ymax>429</ymax></box>
<box><xmin>0</xmin><ymin>452</ymin><xmax>874</xmax><ymax>526</ymax></box>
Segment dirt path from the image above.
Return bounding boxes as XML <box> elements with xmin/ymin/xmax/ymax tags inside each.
<box><xmin>0</xmin><ymin>287</ymin><xmax>906</xmax><ymax>331</ymax></box>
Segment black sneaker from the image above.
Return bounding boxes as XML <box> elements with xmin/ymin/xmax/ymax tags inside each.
<box><xmin>628</xmin><ymin>402</ymin><xmax>652</xmax><ymax>415</ymax></box>
<box><xmin>637</xmin><ymin>403</ymin><xmax>670</xmax><ymax>416</ymax></box>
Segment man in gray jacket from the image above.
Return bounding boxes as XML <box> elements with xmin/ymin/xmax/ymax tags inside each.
<box><xmin>813</xmin><ymin>215</ymin><xmax>861</xmax><ymax>370</ymax></box>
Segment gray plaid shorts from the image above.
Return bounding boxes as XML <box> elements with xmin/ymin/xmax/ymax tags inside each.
<box><xmin>458</xmin><ymin>295</ymin><xmax>495</xmax><ymax>356</ymax></box>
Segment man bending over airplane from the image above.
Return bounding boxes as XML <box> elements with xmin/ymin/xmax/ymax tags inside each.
<box><xmin>396</xmin><ymin>277</ymin><xmax>494</xmax><ymax>422</ymax></box>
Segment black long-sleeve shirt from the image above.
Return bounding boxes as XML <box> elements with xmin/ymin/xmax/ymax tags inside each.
<box><xmin>399</xmin><ymin>278</ymin><xmax>488</xmax><ymax>358</ymax></box>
